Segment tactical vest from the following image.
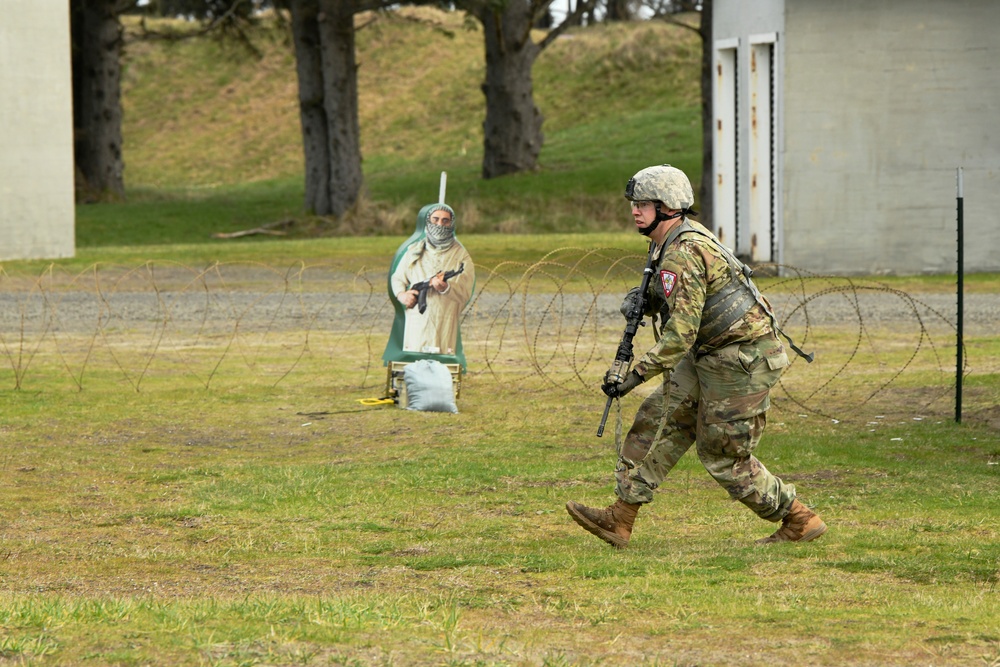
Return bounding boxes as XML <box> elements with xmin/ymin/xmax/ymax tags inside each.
<box><xmin>657</xmin><ymin>219</ymin><xmax>813</xmax><ymax>362</ymax></box>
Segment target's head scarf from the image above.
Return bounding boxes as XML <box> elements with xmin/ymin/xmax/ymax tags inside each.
<box><xmin>423</xmin><ymin>203</ymin><xmax>456</xmax><ymax>250</ymax></box>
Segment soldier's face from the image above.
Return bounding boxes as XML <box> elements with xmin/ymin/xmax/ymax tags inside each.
<box><xmin>631</xmin><ymin>200</ymin><xmax>657</xmax><ymax>231</ymax></box>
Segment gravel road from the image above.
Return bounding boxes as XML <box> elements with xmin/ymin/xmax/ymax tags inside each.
<box><xmin>0</xmin><ymin>282</ymin><xmax>996</xmax><ymax>335</ymax></box>
<box><xmin>1</xmin><ymin>268</ymin><xmax>995</xmax><ymax>425</ymax></box>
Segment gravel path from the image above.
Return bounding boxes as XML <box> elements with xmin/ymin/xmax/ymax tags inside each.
<box><xmin>0</xmin><ymin>283</ymin><xmax>996</xmax><ymax>335</ymax></box>
<box><xmin>1</xmin><ymin>269</ymin><xmax>995</xmax><ymax>425</ymax></box>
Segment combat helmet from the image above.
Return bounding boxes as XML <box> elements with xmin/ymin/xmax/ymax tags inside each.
<box><xmin>625</xmin><ymin>164</ymin><xmax>694</xmax><ymax>211</ymax></box>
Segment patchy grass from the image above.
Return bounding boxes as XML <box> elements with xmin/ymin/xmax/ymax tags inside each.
<box><xmin>0</xmin><ymin>333</ymin><xmax>997</xmax><ymax>665</ymax></box>
<box><xmin>0</xmin><ymin>240</ymin><xmax>998</xmax><ymax>665</ymax></box>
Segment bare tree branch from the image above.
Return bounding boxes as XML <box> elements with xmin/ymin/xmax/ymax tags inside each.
<box><xmin>645</xmin><ymin>0</ymin><xmax>701</xmax><ymax>34</ymax></box>
<box><xmin>538</xmin><ymin>0</ymin><xmax>598</xmax><ymax>50</ymax></box>
<box><xmin>133</xmin><ymin>0</ymin><xmax>265</xmax><ymax>59</ymax></box>
<box><xmin>655</xmin><ymin>14</ymin><xmax>699</xmax><ymax>35</ymax></box>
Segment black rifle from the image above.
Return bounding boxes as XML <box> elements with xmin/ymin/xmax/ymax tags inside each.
<box><xmin>597</xmin><ymin>244</ymin><xmax>658</xmax><ymax>438</ymax></box>
<box><xmin>409</xmin><ymin>262</ymin><xmax>465</xmax><ymax>314</ymax></box>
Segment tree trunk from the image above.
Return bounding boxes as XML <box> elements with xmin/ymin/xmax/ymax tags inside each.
<box><xmin>290</xmin><ymin>0</ymin><xmax>331</xmax><ymax>214</ymax></box>
<box><xmin>317</xmin><ymin>0</ymin><xmax>363</xmax><ymax>215</ymax></box>
<box><xmin>697</xmin><ymin>0</ymin><xmax>713</xmax><ymax>231</ymax></box>
<box><xmin>71</xmin><ymin>0</ymin><xmax>125</xmax><ymax>202</ymax></box>
<box><xmin>288</xmin><ymin>0</ymin><xmax>363</xmax><ymax>217</ymax></box>
<box><xmin>605</xmin><ymin>0</ymin><xmax>633</xmax><ymax>22</ymax></box>
<box><xmin>476</xmin><ymin>2</ymin><xmax>544</xmax><ymax>179</ymax></box>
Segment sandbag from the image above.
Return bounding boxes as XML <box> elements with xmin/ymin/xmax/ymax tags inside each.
<box><xmin>403</xmin><ymin>359</ymin><xmax>458</xmax><ymax>413</ymax></box>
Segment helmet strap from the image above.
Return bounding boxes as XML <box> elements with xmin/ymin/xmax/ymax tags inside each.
<box><xmin>637</xmin><ymin>204</ymin><xmax>683</xmax><ymax>237</ymax></box>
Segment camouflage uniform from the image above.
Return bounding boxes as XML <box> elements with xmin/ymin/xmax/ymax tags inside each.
<box><xmin>615</xmin><ymin>218</ymin><xmax>797</xmax><ymax>522</ymax></box>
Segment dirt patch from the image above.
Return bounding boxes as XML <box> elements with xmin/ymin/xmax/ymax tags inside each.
<box><xmin>965</xmin><ymin>403</ymin><xmax>1000</xmax><ymax>431</ymax></box>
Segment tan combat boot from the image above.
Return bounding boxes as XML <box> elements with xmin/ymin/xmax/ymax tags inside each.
<box><xmin>565</xmin><ymin>498</ymin><xmax>640</xmax><ymax>549</ymax></box>
<box><xmin>756</xmin><ymin>498</ymin><xmax>827</xmax><ymax>544</ymax></box>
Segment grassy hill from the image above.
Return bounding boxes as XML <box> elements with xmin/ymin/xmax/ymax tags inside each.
<box><xmin>81</xmin><ymin>10</ymin><xmax>702</xmax><ymax>246</ymax></box>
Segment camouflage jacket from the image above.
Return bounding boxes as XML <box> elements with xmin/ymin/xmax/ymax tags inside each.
<box><xmin>633</xmin><ymin>218</ymin><xmax>774</xmax><ymax>380</ymax></box>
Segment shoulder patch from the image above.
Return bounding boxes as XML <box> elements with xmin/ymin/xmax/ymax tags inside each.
<box><xmin>659</xmin><ymin>270</ymin><xmax>678</xmax><ymax>297</ymax></box>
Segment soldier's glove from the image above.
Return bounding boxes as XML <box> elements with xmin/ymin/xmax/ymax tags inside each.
<box><xmin>619</xmin><ymin>286</ymin><xmax>645</xmax><ymax>320</ymax></box>
<box><xmin>601</xmin><ymin>369</ymin><xmax>644</xmax><ymax>398</ymax></box>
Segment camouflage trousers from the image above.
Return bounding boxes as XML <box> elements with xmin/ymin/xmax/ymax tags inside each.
<box><xmin>615</xmin><ymin>333</ymin><xmax>796</xmax><ymax>521</ymax></box>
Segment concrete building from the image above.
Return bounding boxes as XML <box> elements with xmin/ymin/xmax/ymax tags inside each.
<box><xmin>0</xmin><ymin>2</ymin><xmax>76</xmax><ymax>261</ymax></box>
<box><xmin>712</xmin><ymin>0</ymin><xmax>998</xmax><ymax>274</ymax></box>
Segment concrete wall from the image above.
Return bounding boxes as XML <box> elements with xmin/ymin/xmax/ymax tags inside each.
<box><xmin>713</xmin><ymin>0</ymin><xmax>784</xmax><ymax>40</ymax></box>
<box><xmin>782</xmin><ymin>0</ymin><xmax>999</xmax><ymax>274</ymax></box>
<box><xmin>0</xmin><ymin>1</ymin><xmax>76</xmax><ymax>261</ymax></box>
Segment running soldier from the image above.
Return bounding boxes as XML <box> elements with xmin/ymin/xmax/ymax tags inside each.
<box><xmin>566</xmin><ymin>164</ymin><xmax>827</xmax><ymax>547</ymax></box>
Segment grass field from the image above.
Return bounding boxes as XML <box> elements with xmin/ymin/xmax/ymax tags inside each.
<box><xmin>1</xmin><ymin>235</ymin><xmax>998</xmax><ymax>665</ymax></box>
<box><xmin>1</xmin><ymin>328</ymin><xmax>998</xmax><ymax>666</ymax></box>
<box><xmin>2</xmin><ymin>8</ymin><xmax>998</xmax><ymax>666</ymax></box>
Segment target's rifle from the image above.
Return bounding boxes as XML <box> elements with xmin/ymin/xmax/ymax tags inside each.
<box><xmin>409</xmin><ymin>262</ymin><xmax>465</xmax><ymax>314</ymax></box>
